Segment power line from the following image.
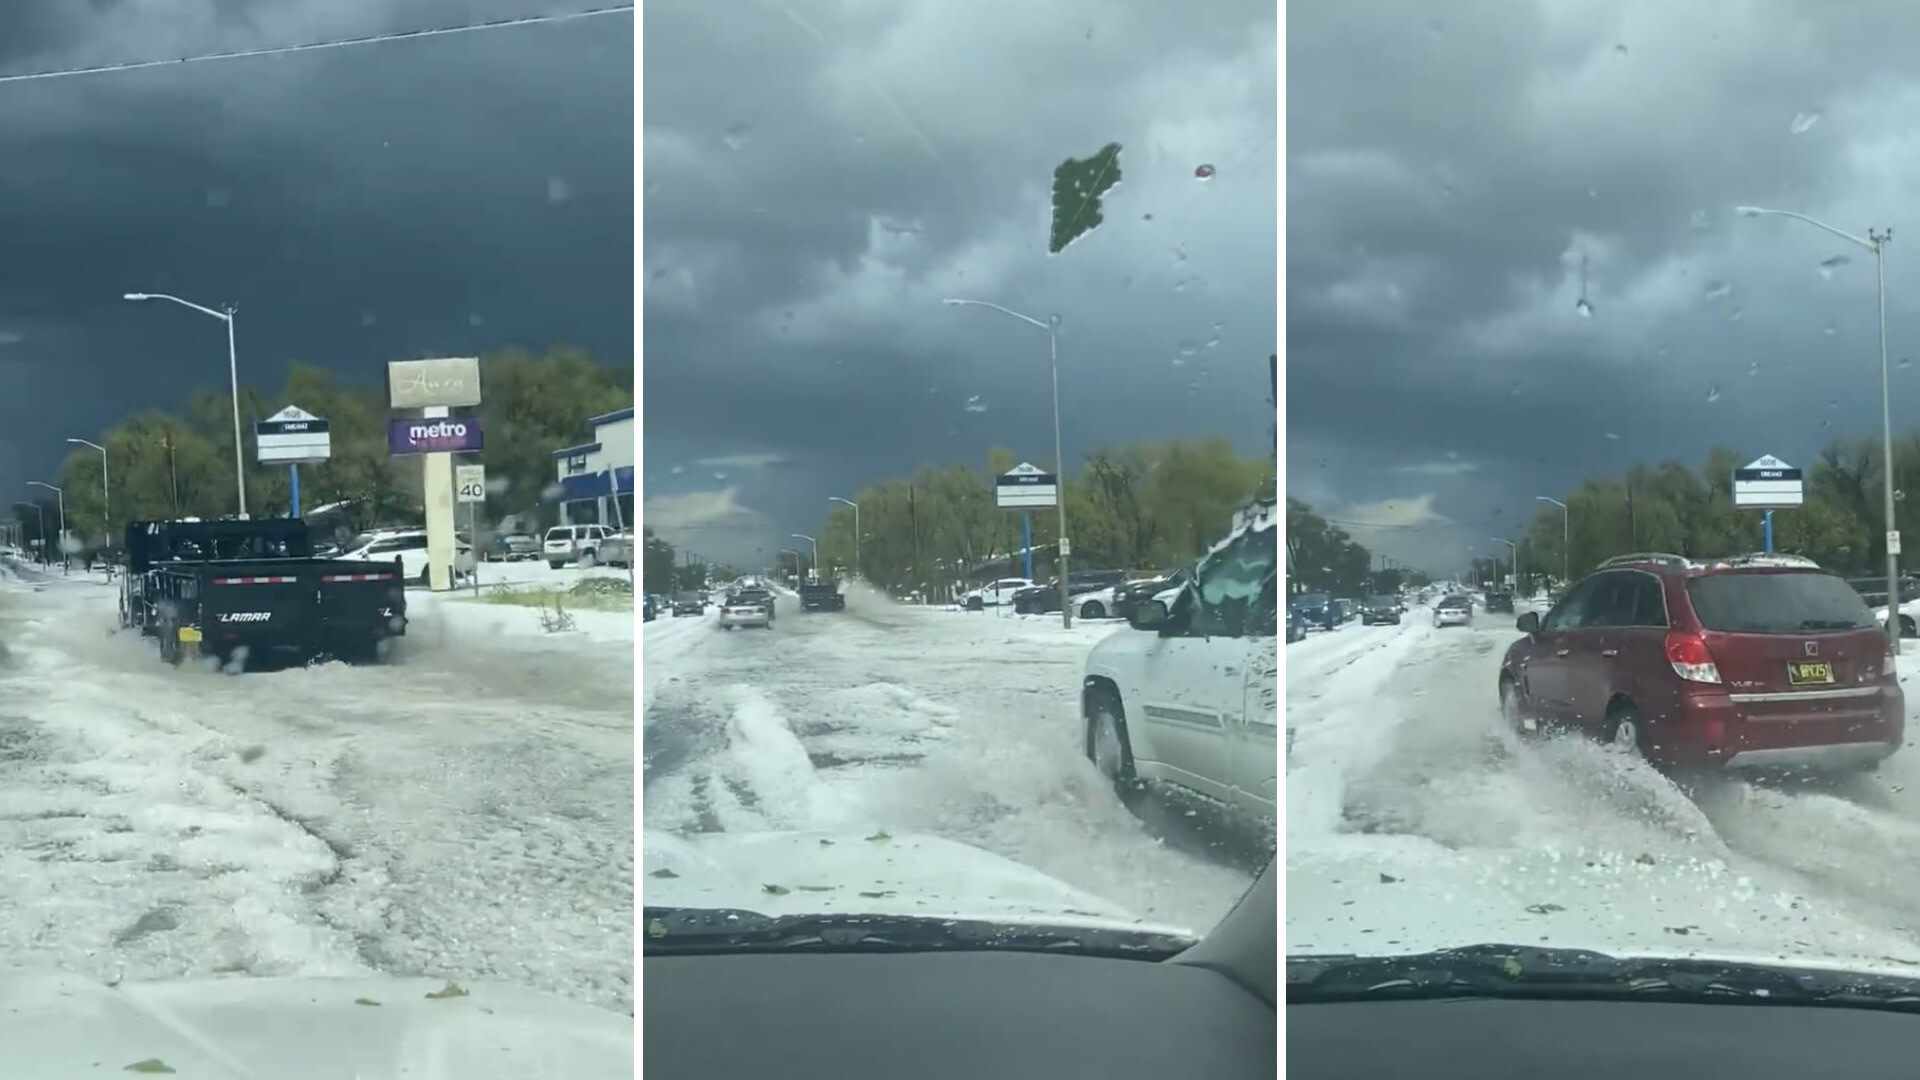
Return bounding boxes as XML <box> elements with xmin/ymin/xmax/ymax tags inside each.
<box><xmin>0</xmin><ymin>4</ymin><xmax>633</xmax><ymax>85</ymax></box>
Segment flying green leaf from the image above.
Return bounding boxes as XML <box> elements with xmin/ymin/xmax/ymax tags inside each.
<box><xmin>649</xmin><ymin>867</ymin><xmax>680</xmax><ymax>878</ymax></box>
<box><xmin>355</xmin><ymin>997</ymin><xmax>382</xmax><ymax>1007</ymax></box>
<box><xmin>1049</xmin><ymin>142</ymin><xmax>1123</xmax><ymax>255</ymax></box>
<box><xmin>762</xmin><ymin>883</ymin><xmax>791</xmax><ymax>896</ymax></box>
<box><xmin>425</xmin><ymin>981</ymin><xmax>469</xmax><ymax>1000</ymax></box>
<box><xmin>865</xmin><ymin>829</ymin><xmax>892</xmax><ymax>843</ymax></box>
<box><xmin>124</xmin><ymin>1061</ymin><xmax>176</xmax><ymax>1075</ymax></box>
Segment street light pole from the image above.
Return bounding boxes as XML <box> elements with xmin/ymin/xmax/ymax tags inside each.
<box><xmin>1736</xmin><ymin>207</ymin><xmax>1899</xmax><ymax>648</ymax></box>
<box><xmin>828</xmin><ymin>496</ymin><xmax>860</xmax><ymax>579</ymax></box>
<box><xmin>1537</xmin><ymin>496</ymin><xmax>1569</xmax><ymax>592</ymax></box>
<box><xmin>14</xmin><ymin>502</ymin><xmax>43</xmax><ymax>564</ymax></box>
<box><xmin>68</xmin><ymin>438</ymin><xmax>108</xmax><ymax>551</ymax></box>
<box><xmin>792</xmin><ymin>533</ymin><xmax>817</xmax><ymax>580</ymax></box>
<box><xmin>943</xmin><ymin>297</ymin><xmax>1072</xmax><ymax>629</ymax></box>
<box><xmin>124</xmin><ymin>292</ymin><xmax>248</xmax><ymax>518</ymax></box>
<box><xmin>1492</xmin><ymin>537</ymin><xmax>1517</xmax><ymax>591</ymax></box>
<box><xmin>30</xmin><ymin>482</ymin><xmax>65</xmax><ymax>573</ymax></box>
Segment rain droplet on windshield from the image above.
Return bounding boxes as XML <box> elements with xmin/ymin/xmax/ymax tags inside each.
<box><xmin>1791</xmin><ymin>110</ymin><xmax>1822</xmax><ymax>135</ymax></box>
<box><xmin>713</xmin><ymin>472</ymin><xmax>727</xmax><ymax>481</ymax></box>
<box><xmin>1749</xmin><ymin>360</ymin><xmax>1760</xmax><ymax>376</ymax></box>
<box><xmin>1576</xmin><ymin>298</ymin><xmax>1593</xmax><ymax>318</ymax></box>
<box><xmin>1704</xmin><ymin>280</ymin><xmax>1733</xmax><ymax>300</ymax></box>
<box><xmin>670</xmin><ymin>465</ymin><xmax>685</xmax><ymax>475</ymax></box>
<box><xmin>1509</xmin><ymin>381</ymin><xmax>1522</xmax><ymax>396</ymax></box>
<box><xmin>1690</xmin><ymin>209</ymin><xmax>1710</xmax><ymax>229</ymax></box>
<box><xmin>1825</xmin><ymin>322</ymin><xmax>1839</xmax><ymax>336</ymax></box>
<box><xmin>1707</xmin><ymin>384</ymin><xmax>1722</xmax><ymax>404</ymax></box>
<box><xmin>1194</xmin><ymin>164</ymin><xmax>1215</xmax><ymax>181</ymax></box>
<box><xmin>1730</xmin><ymin>306</ymin><xmax>1745</xmax><ymax>322</ymax></box>
<box><xmin>964</xmin><ymin>395</ymin><xmax>987</xmax><ymax>413</ymax></box>
<box><xmin>1614</xmin><ymin>43</ymin><xmax>1629</xmax><ymax>55</ymax></box>
<box><xmin>467</xmin><ymin>313</ymin><xmax>483</xmax><ymax>327</ymax></box>
<box><xmin>547</xmin><ymin>176</ymin><xmax>572</xmax><ymax>203</ymax></box>
<box><xmin>1605</xmin><ymin>432</ymin><xmax>1621</xmax><ymax>441</ymax></box>
<box><xmin>1901</xmin><ymin>357</ymin><xmax>1915</xmax><ymax>370</ymax></box>
<box><xmin>205</xmin><ymin>188</ymin><xmax>232</xmax><ymax>208</ymax></box>
<box><xmin>360</xmin><ymin>311</ymin><xmax>377</xmax><ymax>327</ymax></box>
<box><xmin>1819</xmin><ymin>254</ymin><xmax>1851</xmax><ymax>278</ymax></box>
<box><xmin>722</xmin><ymin>123</ymin><xmax>753</xmax><ymax>150</ymax></box>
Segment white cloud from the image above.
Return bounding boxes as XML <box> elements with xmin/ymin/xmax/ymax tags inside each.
<box><xmin>1330</xmin><ymin>493</ymin><xmax>1449</xmax><ymax>532</ymax></box>
<box><xmin>695</xmin><ymin>452</ymin><xmax>788</xmax><ymax>469</ymax></box>
<box><xmin>643</xmin><ymin>487</ymin><xmax>760</xmax><ymax>530</ymax></box>
<box><xmin>1392</xmin><ymin>460</ymin><xmax>1479</xmax><ymax>477</ymax></box>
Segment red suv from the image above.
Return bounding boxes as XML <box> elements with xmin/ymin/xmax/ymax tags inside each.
<box><xmin>1498</xmin><ymin>552</ymin><xmax>1904</xmax><ymax>772</ymax></box>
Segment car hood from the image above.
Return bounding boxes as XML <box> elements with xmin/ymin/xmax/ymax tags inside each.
<box><xmin>0</xmin><ymin>971</ymin><xmax>631</xmax><ymax>1079</ymax></box>
<box><xmin>1289</xmin><ymin>835</ymin><xmax>1920</xmax><ymax>985</ymax></box>
<box><xmin>644</xmin><ymin>830</ymin><xmax>1196</xmax><ymax>937</ymax></box>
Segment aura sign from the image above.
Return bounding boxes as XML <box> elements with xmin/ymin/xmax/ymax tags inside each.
<box><xmin>388</xmin><ymin>417</ymin><xmax>484</xmax><ymax>455</ymax></box>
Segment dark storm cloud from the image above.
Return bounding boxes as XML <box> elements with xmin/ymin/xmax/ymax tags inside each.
<box><xmin>0</xmin><ymin>1</ymin><xmax>632</xmax><ymax>508</ymax></box>
<box><xmin>1288</xmin><ymin>0</ymin><xmax>1920</xmax><ymax>572</ymax></box>
<box><xmin>641</xmin><ymin>0</ymin><xmax>1277</xmax><ymax>564</ymax></box>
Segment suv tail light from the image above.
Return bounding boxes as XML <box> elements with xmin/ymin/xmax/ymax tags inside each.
<box><xmin>1664</xmin><ymin>631</ymin><xmax>1722</xmax><ymax>684</ymax></box>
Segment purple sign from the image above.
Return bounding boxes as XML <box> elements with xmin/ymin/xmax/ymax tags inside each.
<box><xmin>389</xmin><ymin>417</ymin><xmax>483</xmax><ymax>455</ymax></box>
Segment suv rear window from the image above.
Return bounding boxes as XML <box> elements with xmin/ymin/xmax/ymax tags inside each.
<box><xmin>546</xmin><ymin>527</ymin><xmax>574</xmax><ymax>540</ymax></box>
<box><xmin>1685</xmin><ymin>572</ymin><xmax>1878</xmax><ymax>634</ymax></box>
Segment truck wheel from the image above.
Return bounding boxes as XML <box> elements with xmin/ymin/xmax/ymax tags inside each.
<box><xmin>1086</xmin><ymin>695</ymin><xmax>1146</xmax><ymax>808</ymax></box>
<box><xmin>1080</xmin><ymin>600</ymin><xmax>1107</xmax><ymax>619</ymax></box>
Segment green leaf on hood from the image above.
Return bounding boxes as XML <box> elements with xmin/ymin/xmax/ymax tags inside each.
<box><xmin>425</xmin><ymin>981</ymin><xmax>469</xmax><ymax>1000</ymax></box>
<box><xmin>865</xmin><ymin>829</ymin><xmax>892</xmax><ymax>843</ymax></box>
<box><xmin>124</xmin><ymin>1061</ymin><xmax>176</xmax><ymax>1075</ymax></box>
<box><xmin>648</xmin><ymin>918</ymin><xmax>668</xmax><ymax>938</ymax></box>
<box><xmin>648</xmin><ymin>867</ymin><xmax>680</xmax><ymax>878</ymax></box>
<box><xmin>762</xmin><ymin>883</ymin><xmax>791</xmax><ymax>896</ymax></box>
<box><xmin>354</xmin><ymin>997</ymin><xmax>382</xmax><ymax>1007</ymax></box>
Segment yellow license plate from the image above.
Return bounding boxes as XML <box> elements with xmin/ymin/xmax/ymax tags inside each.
<box><xmin>1787</xmin><ymin>660</ymin><xmax>1833</xmax><ymax>685</ymax></box>
<box><xmin>178</xmin><ymin>626</ymin><xmax>202</xmax><ymax>643</ymax></box>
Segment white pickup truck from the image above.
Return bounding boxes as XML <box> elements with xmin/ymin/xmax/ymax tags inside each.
<box><xmin>1080</xmin><ymin>498</ymin><xmax>1277</xmax><ymax>844</ymax></box>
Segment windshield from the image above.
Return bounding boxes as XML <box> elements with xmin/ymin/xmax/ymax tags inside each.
<box><xmin>1687</xmin><ymin>572</ymin><xmax>1879</xmax><ymax>633</ymax></box>
<box><xmin>644</xmin><ymin>1</ymin><xmax>1275</xmax><ymax>943</ymax></box>
<box><xmin>0</xmin><ymin>7</ymin><xmax>634</xmax><ymax>1023</ymax></box>
<box><xmin>1290</xmin><ymin>1</ymin><xmax>1920</xmax><ymax>993</ymax></box>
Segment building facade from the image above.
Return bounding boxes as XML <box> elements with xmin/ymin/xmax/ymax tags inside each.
<box><xmin>552</xmin><ymin>407</ymin><xmax>635</xmax><ymax>528</ymax></box>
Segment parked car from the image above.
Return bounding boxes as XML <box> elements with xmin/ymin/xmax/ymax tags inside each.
<box><xmin>1359</xmin><ymin>595</ymin><xmax>1401</xmax><ymax>625</ymax></box>
<box><xmin>331</xmin><ymin>529</ymin><xmax>474</xmax><ymax>586</ymax></box>
<box><xmin>1111</xmin><ymin>570</ymin><xmax>1188</xmax><ymax>622</ymax></box>
<box><xmin>543</xmin><ymin>523</ymin><xmax>617</xmax><ymax>569</ymax></box>
<box><xmin>1287</xmin><ymin>608</ymin><xmax>1307</xmax><ymax>643</ymax></box>
<box><xmin>1011</xmin><ymin>569</ymin><xmax>1130</xmax><ymax>616</ymax></box>
<box><xmin>1433</xmin><ymin>594</ymin><xmax>1472</xmax><ymax>627</ymax></box>
<box><xmin>671</xmin><ymin>593</ymin><xmax>706</xmax><ymax>617</ymax></box>
<box><xmin>963</xmin><ymin>577</ymin><xmax>1033</xmax><ymax>611</ymax></box>
<box><xmin>484</xmin><ymin>532</ymin><xmax>540</xmax><ymax>562</ymax></box>
<box><xmin>1485</xmin><ymin>589</ymin><xmax>1515</xmax><ymax>614</ymax></box>
<box><xmin>1499</xmin><ymin>552</ymin><xmax>1905</xmax><ymax>773</ymax></box>
<box><xmin>643</xmin><ymin>594</ymin><xmax>658</xmax><ymax>622</ymax></box>
<box><xmin>598</xmin><ymin>529</ymin><xmax>634</xmax><ymax>569</ymax></box>
<box><xmin>1081</xmin><ymin>497</ymin><xmax>1277</xmax><ymax>843</ymax></box>
<box><xmin>1290</xmin><ymin>592</ymin><xmax>1338</xmax><ymax>631</ymax></box>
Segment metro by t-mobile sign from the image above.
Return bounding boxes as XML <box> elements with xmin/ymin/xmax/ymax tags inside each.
<box><xmin>388</xmin><ymin>417</ymin><xmax>484</xmax><ymax>455</ymax></box>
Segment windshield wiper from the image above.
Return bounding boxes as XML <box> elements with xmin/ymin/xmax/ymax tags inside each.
<box><xmin>1288</xmin><ymin>944</ymin><xmax>1920</xmax><ymax>1013</ymax></box>
<box><xmin>644</xmin><ymin>906</ymin><xmax>1196</xmax><ymax>960</ymax></box>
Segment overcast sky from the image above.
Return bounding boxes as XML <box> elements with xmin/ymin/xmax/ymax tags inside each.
<box><xmin>0</xmin><ymin>1</ymin><xmax>631</xmax><ymax>510</ymax></box>
<box><xmin>1290</xmin><ymin>0</ymin><xmax>1920</xmax><ymax>576</ymax></box>
<box><xmin>642</xmin><ymin>0</ymin><xmax>1277</xmax><ymax>566</ymax></box>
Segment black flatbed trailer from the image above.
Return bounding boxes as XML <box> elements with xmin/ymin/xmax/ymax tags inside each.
<box><xmin>799</xmin><ymin>581</ymin><xmax>845</xmax><ymax>612</ymax></box>
<box><xmin>120</xmin><ymin>518</ymin><xmax>407</xmax><ymax>667</ymax></box>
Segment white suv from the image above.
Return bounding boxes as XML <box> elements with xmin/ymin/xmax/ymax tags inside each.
<box><xmin>1080</xmin><ymin>499</ymin><xmax>1277</xmax><ymax>843</ymax></box>
<box><xmin>544</xmin><ymin>524</ymin><xmax>616</xmax><ymax>568</ymax></box>
<box><xmin>962</xmin><ymin>577</ymin><xmax>1034</xmax><ymax>611</ymax></box>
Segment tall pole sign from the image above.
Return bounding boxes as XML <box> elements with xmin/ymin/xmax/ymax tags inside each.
<box><xmin>996</xmin><ymin>462</ymin><xmax>1057</xmax><ymax>586</ymax></box>
<box><xmin>388</xmin><ymin>357</ymin><xmax>482</xmax><ymax>591</ymax></box>
<box><xmin>254</xmin><ymin>405</ymin><xmax>332</xmax><ymax>518</ymax></box>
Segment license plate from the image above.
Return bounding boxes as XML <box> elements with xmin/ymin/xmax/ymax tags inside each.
<box><xmin>178</xmin><ymin>626</ymin><xmax>202</xmax><ymax>643</ymax></box>
<box><xmin>1787</xmin><ymin>660</ymin><xmax>1834</xmax><ymax>685</ymax></box>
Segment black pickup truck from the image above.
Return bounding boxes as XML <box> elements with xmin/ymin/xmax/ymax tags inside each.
<box><xmin>799</xmin><ymin>581</ymin><xmax>845</xmax><ymax>612</ymax></box>
<box><xmin>120</xmin><ymin>518</ymin><xmax>407</xmax><ymax>668</ymax></box>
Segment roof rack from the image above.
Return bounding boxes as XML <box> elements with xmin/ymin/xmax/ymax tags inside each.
<box><xmin>1598</xmin><ymin>552</ymin><xmax>1691</xmax><ymax>570</ymax></box>
<box><xmin>1706</xmin><ymin>552</ymin><xmax>1823</xmax><ymax>570</ymax></box>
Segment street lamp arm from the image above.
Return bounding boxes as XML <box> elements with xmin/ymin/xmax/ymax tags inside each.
<box><xmin>1735</xmin><ymin>207</ymin><xmax>1876</xmax><ymax>251</ymax></box>
<box><xmin>126</xmin><ymin>292</ymin><xmax>231</xmax><ymax>321</ymax></box>
<box><xmin>67</xmin><ymin>438</ymin><xmax>104</xmax><ymax>453</ymax></box>
<box><xmin>941</xmin><ymin>297</ymin><xmax>1049</xmax><ymax>331</ymax></box>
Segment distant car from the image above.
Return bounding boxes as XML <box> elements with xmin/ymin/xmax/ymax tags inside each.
<box><xmin>1500</xmin><ymin>552</ymin><xmax>1904</xmax><ymax>773</ymax></box>
<box><xmin>643</xmin><ymin>594</ymin><xmax>658</xmax><ymax>622</ymax></box>
<box><xmin>671</xmin><ymin>593</ymin><xmax>706</xmax><ymax>617</ymax></box>
<box><xmin>331</xmin><ymin>529</ymin><xmax>474</xmax><ymax>586</ymax></box>
<box><xmin>485</xmin><ymin>533</ymin><xmax>540</xmax><ymax>562</ymax></box>
<box><xmin>1359</xmin><ymin>595</ymin><xmax>1401</xmax><ymax>625</ymax></box>
<box><xmin>1290</xmin><ymin>592</ymin><xmax>1338</xmax><ymax>631</ymax></box>
<box><xmin>719</xmin><ymin>590</ymin><xmax>773</xmax><ymax>630</ymax></box>
<box><xmin>598</xmin><ymin>530</ymin><xmax>635</xmax><ymax>569</ymax></box>
<box><xmin>1485</xmin><ymin>589</ymin><xmax>1515</xmax><ymax>614</ymax></box>
<box><xmin>1287</xmin><ymin>608</ymin><xmax>1307</xmax><ymax>643</ymax></box>
<box><xmin>1433</xmin><ymin>595</ymin><xmax>1473</xmax><ymax>627</ymax></box>
<box><xmin>963</xmin><ymin>577</ymin><xmax>1033</xmax><ymax>611</ymax></box>
<box><xmin>543</xmin><ymin>524</ymin><xmax>617</xmax><ymax>569</ymax></box>
<box><xmin>1112</xmin><ymin>571</ymin><xmax>1187</xmax><ymax>622</ymax></box>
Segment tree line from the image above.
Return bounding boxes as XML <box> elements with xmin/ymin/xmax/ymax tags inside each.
<box><xmin>21</xmin><ymin>346</ymin><xmax>631</xmax><ymax>553</ymax></box>
<box><xmin>806</xmin><ymin>438</ymin><xmax>1274</xmax><ymax>597</ymax></box>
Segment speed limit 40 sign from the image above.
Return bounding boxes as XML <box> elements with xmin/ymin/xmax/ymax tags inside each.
<box><xmin>455</xmin><ymin>464</ymin><xmax>486</xmax><ymax>503</ymax></box>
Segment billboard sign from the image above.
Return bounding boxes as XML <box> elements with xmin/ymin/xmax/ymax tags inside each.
<box><xmin>996</xmin><ymin>461</ymin><xmax>1058</xmax><ymax>509</ymax></box>
<box><xmin>255</xmin><ymin>405</ymin><xmax>331</xmax><ymax>464</ymax></box>
<box><xmin>387</xmin><ymin>357</ymin><xmax>482</xmax><ymax>409</ymax></box>
<box><xmin>389</xmin><ymin>417</ymin><xmax>484</xmax><ymax>455</ymax></box>
<box><xmin>1732</xmin><ymin>453</ymin><xmax>1804</xmax><ymax>509</ymax></box>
